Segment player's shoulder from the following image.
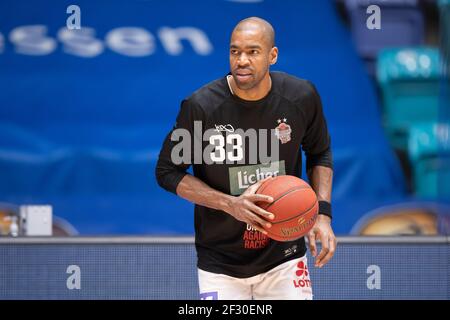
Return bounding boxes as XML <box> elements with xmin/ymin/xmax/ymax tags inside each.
<box><xmin>184</xmin><ymin>76</ymin><xmax>230</xmax><ymax>113</ymax></box>
<box><xmin>271</xmin><ymin>71</ymin><xmax>318</xmax><ymax>103</ymax></box>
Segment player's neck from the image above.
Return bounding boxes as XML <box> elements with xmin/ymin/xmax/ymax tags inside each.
<box><xmin>229</xmin><ymin>73</ymin><xmax>272</xmax><ymax>101</ymax></box>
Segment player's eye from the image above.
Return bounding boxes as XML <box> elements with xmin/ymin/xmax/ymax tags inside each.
<box><xmin>250</xmin><ymin>50</ymin><xmax>259</xmax><ymax>55</ymax></box>
<box><xmin>230</xmin><ymin>49</ymin><xmax>239</xmax><ymax>55</ymax></box>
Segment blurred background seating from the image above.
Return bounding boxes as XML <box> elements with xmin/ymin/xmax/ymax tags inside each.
<box><xmin>376</xmin><ymin>47</ymin><xmax>441</xmax><ymax>151</ymax></box>
<box><xmin>344</xmin><ymin>0</ymin><xmax>425</xmax><ymax>75</ymax></box>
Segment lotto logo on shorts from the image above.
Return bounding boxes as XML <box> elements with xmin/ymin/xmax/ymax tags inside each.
<box><xmin>296</xmin><ymin>261</ymin><xmax>308</xmax><ymax>277</ymax></box>
<box><xmin>293</xmin><ymin>260</ymin><xmax>311</xmax><ymax>288</ymax></box>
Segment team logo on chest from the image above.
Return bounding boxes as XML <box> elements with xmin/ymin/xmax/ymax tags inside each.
<box><xmin>275</xmin><ymin>118</ymin><xmax>292</xmax><ymax>144</ymax></box>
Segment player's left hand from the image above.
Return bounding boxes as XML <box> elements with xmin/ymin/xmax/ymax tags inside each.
<box><xmin>306</xmin><ymin>214</ymin><xmax>337</xmax><ymax>268</ymax></box>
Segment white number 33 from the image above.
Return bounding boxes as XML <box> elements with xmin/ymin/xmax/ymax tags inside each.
<box><xmin>209</xmin><ymin>134</ymin><xmax>243</xmax><ymax>162</ymax></box>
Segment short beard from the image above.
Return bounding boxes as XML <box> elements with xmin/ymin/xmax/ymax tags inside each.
<box><xmin>233</xmin><ymin>74</ymin><xmax>259</xmax><ymax>90</ymax></box>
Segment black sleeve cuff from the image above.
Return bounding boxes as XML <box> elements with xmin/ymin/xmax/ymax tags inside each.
<box><xmin>155</xmin><ymin>160</ymin><xmax>189</xmax><ymax>195</ymax></box>
<box><xmin>306</xmin><ymin>147</ymin><xmax>333</xmax><ymax>171</ymax></box>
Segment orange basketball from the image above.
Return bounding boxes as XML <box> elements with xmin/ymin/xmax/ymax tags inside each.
<box><xmin>256</xmin><ymin>175</ymin><xmax>318</xmax><ymax>242</ymax></box>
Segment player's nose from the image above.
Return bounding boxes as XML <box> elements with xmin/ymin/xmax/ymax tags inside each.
<box><xmin>237</xmin><ymin>53</ymin><xmax>250</xmax><ymax>66</ymax></box>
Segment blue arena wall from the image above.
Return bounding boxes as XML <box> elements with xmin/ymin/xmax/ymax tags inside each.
<box><xmin>0</xmin><ymin>0</ymin><xmax>409</xmax><ymax>234</ymax></box>
<box><xmin>0</xmin><ymin>237</ymin><xmax>448</xmax><ymax>300</ymax></box>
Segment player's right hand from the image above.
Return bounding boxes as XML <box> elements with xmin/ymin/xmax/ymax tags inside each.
<box><xmin>225</xmin><ymin>177</ymin><xmax>275</xmax><ymax>234</ymax></box>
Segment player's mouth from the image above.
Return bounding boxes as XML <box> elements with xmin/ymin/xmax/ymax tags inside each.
<box><xmin>235</xmin><ymin>71</ymin><xmax>253</xmax><ymax>82</ymax></box>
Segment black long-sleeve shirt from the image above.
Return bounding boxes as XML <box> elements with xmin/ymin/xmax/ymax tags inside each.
<box><xmin>156</xmin><ymin>71</ymin><xmax>332</xmax><ymax>278</ymax></box>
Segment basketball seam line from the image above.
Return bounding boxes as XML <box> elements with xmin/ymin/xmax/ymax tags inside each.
<box><xmin>256</xmin><ymin>181</ymin><xmax>270</xmax><ymax>195</ymax></box>
<box><xmin>264</xmin><ymin>186</ymin><xmax>311</xmax><ymax>211</ymax></box>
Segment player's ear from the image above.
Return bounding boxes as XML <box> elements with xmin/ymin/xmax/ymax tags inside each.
<box><xmin>269</xmin><ymin>46</ymin><xmax>278</xmax><ymax>65</ymax></box>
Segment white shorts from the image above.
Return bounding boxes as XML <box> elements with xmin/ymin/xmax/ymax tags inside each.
<box><xmin>198</xmin><ymin>256</ymin><xmax>313</xmax><ymax>300</ymax></box>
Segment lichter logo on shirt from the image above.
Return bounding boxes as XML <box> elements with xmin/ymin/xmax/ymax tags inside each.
<box><xmin>243</xmin><ymin>224</ymin><xmax>270</xmax><ymax>249</ymax></box>
<box><xmin>228</xmin><ymin>160</ymin><xmax>286</xmax><ymax>195</ymax></box>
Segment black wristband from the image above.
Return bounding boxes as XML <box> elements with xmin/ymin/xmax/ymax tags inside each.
<box><xmin>318</xmin><ymin>201</ymin><xmax>332</xmax><ymax>220</ymax></box>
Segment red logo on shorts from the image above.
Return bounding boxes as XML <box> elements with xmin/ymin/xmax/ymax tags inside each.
<box><xmin>296</xmin><ymin>261</ymin><xmax>309</xmax><ymax>277</ymax></box>
<box><xmin>293</xmin><ymin>260</ymin><xmax>311</xmax><ymax>288</ymax></box>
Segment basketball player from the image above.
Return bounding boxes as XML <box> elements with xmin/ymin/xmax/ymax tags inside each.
<box><xmin>156</xmin><ymin>17</ymin><xmax>336</xmax><ymax>300</ymax></box>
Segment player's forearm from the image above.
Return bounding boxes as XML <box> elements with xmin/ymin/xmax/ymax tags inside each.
<box><xmin>307</xmin><ymin>165</ymin><xmax>333</xmax><ymax>203</ymax></box>
<box><xmin>176</xmin><ymin>174</ymin><xmax>234</xmax><ymax>213</ymax></box>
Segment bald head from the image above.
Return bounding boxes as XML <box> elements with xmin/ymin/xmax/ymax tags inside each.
<box><xmin>232</xmin><ymin>17</ymin><xmax>275</xmax><ymax>48</ymax></box>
